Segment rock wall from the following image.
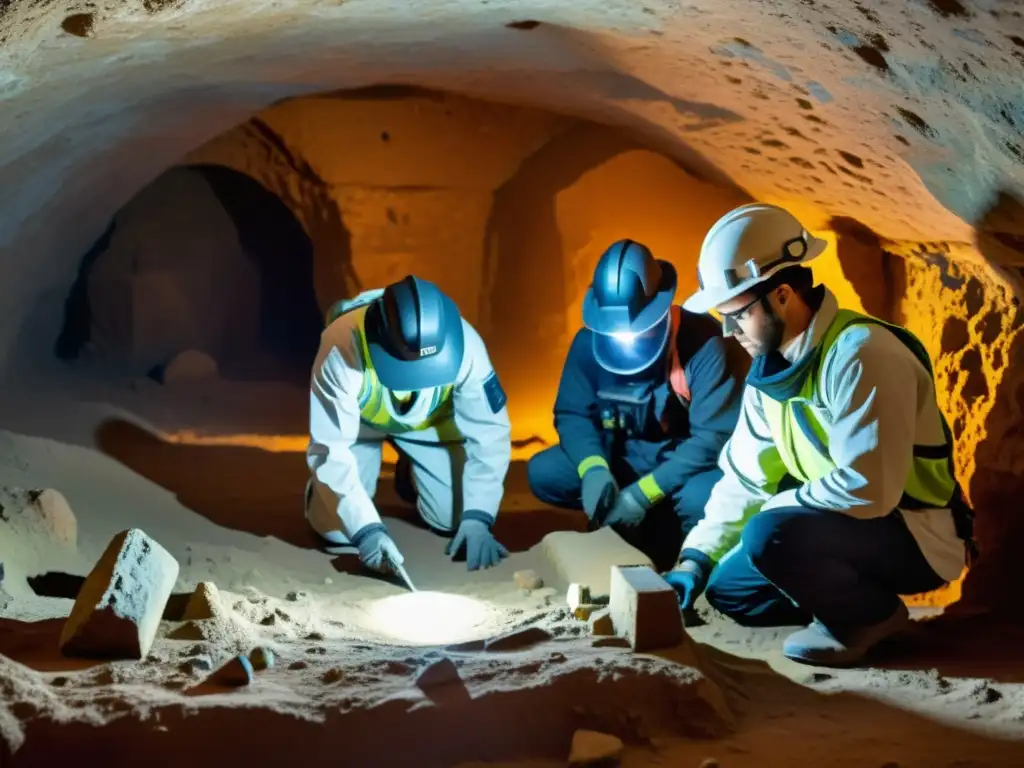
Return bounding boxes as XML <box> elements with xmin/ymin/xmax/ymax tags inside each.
<box><xmin>898</xmin><ymin>249</ymin><xmax>1024</xmax><ymax>612</ymax></box>
<box><xmin>184</xmin><ymin>89</ymin><xmax>574</xmax><ymax>324</ymax></box>
<box><xmin>81</xmin><ymin>167</ymin><xmax>262</xmax><ymax>373</ymax></box>
<box><xmin>484</xmin><ymin>124</ymin><xmax>751</xmax><ymax>439</ymax></box>
<box><xmin>126</xmin><ymin>92</ymin><xmax>755</xmax><ymax>442</ymax></box>
<box><xmin>830</xmin><ymin>224</ymin><xmax>1024</xmax><ymax>611</ymax></box>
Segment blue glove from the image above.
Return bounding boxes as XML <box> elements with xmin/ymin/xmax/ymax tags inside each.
<box><xmin>664</xmin><ymin>560</ymin><xmax>708</xmax><ymax>611</ymax></box>
<box><xmin>581</xmin><ymin>466</ymin><xmax>618</xmax><ymax>524</ymax></box>
<box><xmin>602</xmin><ymin>482</ymin><xmax>649</xmax><ymax>528</ymax></box>
<box><xmin>447</xmin><ymin>511</ymin><xmax>509</xmax><ymax>571</ymax></box>
<box><xmin>350</xmin><ymin>523</ymin><xmax>405</xmax><ymax>574</ymax></box>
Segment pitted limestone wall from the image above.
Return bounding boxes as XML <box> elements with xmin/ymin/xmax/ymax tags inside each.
<box><xmin>184</xmin><ymin>89</ymin><xmax>575</xmax><ymax>325</ymax></box>
<box><xmin>897</xmin><ymin>250</ymin><xmax>1024</xmax><ymax>612</ymax></box>
<box><xmin>829</xmin><ymin>224</ymin><xmax>1024</xmax><ymax>611</ymax></box>
<box><xmin>175</xmin><ymin>95</ymin><xmax>757</xmax><ymax>443</ymax></box>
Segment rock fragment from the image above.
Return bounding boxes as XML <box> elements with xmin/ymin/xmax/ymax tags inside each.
<box><xmin>162</xmin><ymin>349</ymin><xmax>218</xmax><ymax>383</ymax></box>
<box><xmin>59</xmin><ymin>528</ymin><xmax>179</xmax><ymax>660</ymax></box>
<box><xmin>588</xmin><ymin>608</ymin><xmax>614</xmax><ymax>636</ymax></box>
<box><xmin>569</xmin><ymin>729</ymin><xmax>624</xmax><ymax>765</ymax></box>
<box><xmin>208</xmin><ymin>654</ymin><xmax>253</xmax><ymax>686</ymax></box>
<box><xmin>182</xmin><ymin>581</ymin><xmax>222</xmax><ymax>621</ymax></box>
<box><xmin>513</xmin><ymin>569</ymin><xmax>544</xmax><ymax>590</ymax></box>
<box><xmin>22</xmin><ymin>489</ymin><xmax>77</xmax><ymax>548</ymax></box>
<box><xmin>416</xmin><ymin>657</ymin><xmax>460</xmax><ymax>690</ymax></box>
<box><xmin>322</xmin><ymin>667</ymin><xmax>344</xmax><ymax>684</ymax></box>
<box><xmin>249</xmin><ymin>646</ymin><xmax>275</xmax><ymax>671</ymax></box>
<box><xmin>445</xmin><ymin>638</ymin><xmax>486</xmax><ymax>652</ymax></box>
<box><xmin>485</xmin><ymin>626</ymin><xmax>552</xmax><ymax>651</ymax></box>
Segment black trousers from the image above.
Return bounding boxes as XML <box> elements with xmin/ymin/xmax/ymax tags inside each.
<box><xmin>527</xmin><ymin>442</ymin><xmax>722</xmax><ymax>571</ymax></box>
<box><xmin>704</xmin><ymin>505</ymin><xmax>948</xmax><ymax>628</ymax></box>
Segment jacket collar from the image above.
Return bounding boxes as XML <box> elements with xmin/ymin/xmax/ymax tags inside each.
<box><xmin>745</xmin><ymin>287</ymin><xmax>839</xmax><ymax>402</ymax></box>
<box><xmin>779</xmin><ymin>287</ymin><xmax>838</xmax><ymax>364</ymax></box>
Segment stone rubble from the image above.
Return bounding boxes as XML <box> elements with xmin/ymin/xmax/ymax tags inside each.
<box><xmin>59</xmin><ymin>528</ymin><xmax>179</xmax><ymax>660</ymax></box>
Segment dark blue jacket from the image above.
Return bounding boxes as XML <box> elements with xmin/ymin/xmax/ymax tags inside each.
<box><xmin>553</xmin><ymin>307</ymin><xmax>748</xmax><ymax>496</ymax></box>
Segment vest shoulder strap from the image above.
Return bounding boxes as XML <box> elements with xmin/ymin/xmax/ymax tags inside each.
<box><xmin>813</xmin><ymin>309</ymin><xmax>936</xmax><ymax>389</ymax></box>
<box><xmin>665</xmin><ymin>306</ymin><xmax>691</xmax><ymax>403</ymax></box>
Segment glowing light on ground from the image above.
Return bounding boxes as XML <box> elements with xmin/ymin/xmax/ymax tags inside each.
<box><xmin>364</xmin><ymin>591</ymin><xmax>498</xmax><ymax>646</ymax></box>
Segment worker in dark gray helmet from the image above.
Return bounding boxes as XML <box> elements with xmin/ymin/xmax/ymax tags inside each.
<box><xmin>305</xmin><ymin>275</ymin><xmax>512</xmax><ymax>574</ymax></box>
<box><xmin>527</xmin><ymin>239</ymin><xmax>748</xmax><ymax>569</ymax></box>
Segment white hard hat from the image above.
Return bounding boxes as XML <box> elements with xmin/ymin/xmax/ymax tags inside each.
<box><xmin>683</xmin><ymin>203</ymin><xmax>828</xmax><ymax>314</ymax></box>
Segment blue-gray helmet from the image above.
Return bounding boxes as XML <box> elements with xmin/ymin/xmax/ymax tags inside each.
<box><xmin>365</xmin><ymin>275</ymin><xmax>465</xmax><ymax>390</ymax></box>
<box><xmin>582</xmin><ymin>239</ymin><xmax>677</xmax><ymax>376</ymax></box>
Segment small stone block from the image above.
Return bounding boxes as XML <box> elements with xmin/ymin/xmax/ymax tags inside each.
<box><xmin>608</xmin><ymin>565</ymin><xmax>683</xmax><ymax>652</ymax></box>
<box><xmin>249</xmin><ymin>646</ymin><xmax>275</xmax><ymax>671</ymax></box>
<box><xmin>513</xmin><ymin>569</ymin><xmax>544</xmax><ymax>590</ymax></box>
<box><xmin>567</xmin><ymin>583</ymin><xmax>591</xmax><ymax>612</ymax></box>
<box><xmin>569</xmin><ymin>729</ymin><xmax>624</xmax><ymax>765</ymax></box>
<box><xmin>59</xmin><ymin>528</ymin><xmax>179</xmax><ymax>660</ymax></box>
<box><xmin>589</xmin><ymin>608</ymin><xmax>614</xmax><ymax>636</ymax></box>
<box><xmin>541</xmin><ymin>527</ymin><xmax>653</xmax><ymax>598</ymax></box>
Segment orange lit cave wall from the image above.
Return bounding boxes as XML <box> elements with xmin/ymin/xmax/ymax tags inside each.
<box><xmin>826</xmin><ymin>220</ymin><xmax>1024</xmax><ymax>613</ymax></box>
<box><xmin>183</xmin><ymin>87</ymin><xmax>753</xmax><ymax>442</ymax></box>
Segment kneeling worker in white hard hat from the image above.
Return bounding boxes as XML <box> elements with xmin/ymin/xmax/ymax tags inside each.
<box><xmin>304</xmin><ymin>275</ymin><xmax>511</xmax><ymax>576</ymax></box>
<box><xmin>665</xmin><ymin>203</ymin><xmax>977</xmax><ymax>666</ymax></box>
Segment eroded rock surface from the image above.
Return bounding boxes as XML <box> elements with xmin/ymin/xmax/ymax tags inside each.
<box><xmin>60</xmin><ymin>528</ymin><xmax>179</xmax><ymax>660</ymax></box>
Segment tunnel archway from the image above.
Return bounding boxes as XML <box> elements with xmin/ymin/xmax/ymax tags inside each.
<box><xmin>54</xmin><ymin>163</ymin><xmax>325</xmax><ymax>384</ymax></box>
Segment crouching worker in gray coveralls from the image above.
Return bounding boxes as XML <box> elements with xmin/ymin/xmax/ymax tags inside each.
<box><xmin>304</xmin><ymin>275</ymin><xmax>512</xmax><ymax>574</ymax></box>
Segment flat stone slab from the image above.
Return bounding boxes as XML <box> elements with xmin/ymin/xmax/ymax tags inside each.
<box><xmin>540</xmin><ymin>527</ymin><xmax>652</xmax><ymax>598</ymax></box>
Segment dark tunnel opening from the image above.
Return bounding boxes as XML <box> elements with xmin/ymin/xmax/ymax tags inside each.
<box><xmin>189</xmin><ymin>163</ymin><xmax>325</xmax><ymax>378</ymax></box>
<box><xmin>53</xmin><ymin>163</ymin><xmax>324</xmax><ymax>385</ymax></box>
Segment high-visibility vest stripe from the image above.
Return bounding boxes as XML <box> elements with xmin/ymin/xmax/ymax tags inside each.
<box><xmin>759</xmin><ymin>309</ymin><xmax>958</xmax><ymax>510</ymax></box>
<box><xmin>326</xmin><ymin>299</ymin><xmax>455</xmax><ymax>434</ymax></box>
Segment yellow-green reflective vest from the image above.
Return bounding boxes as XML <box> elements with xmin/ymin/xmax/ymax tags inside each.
<box><xmin>759</xmin><ymin>309</ymin><xmax>958</xmax><ymax>511</ymax></box>
<box><xmin>326</xmin><ymin>300</ymin><xmax>456</xmax><ymax>434</ymax></box>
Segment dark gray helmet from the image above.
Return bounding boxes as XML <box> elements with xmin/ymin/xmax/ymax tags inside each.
<box><xmin>365</xmin><ymin>275</ymin><xmax>465</xmax><ymax>390</ymax></box>
<box><xmin>582</xmin><ymin>240</ymin><xmax>677</xmax><ymax>375</ymax></box>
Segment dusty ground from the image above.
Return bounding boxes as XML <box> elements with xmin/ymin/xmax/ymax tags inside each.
<box><xmin>1</xmin><ymin>372</ymin><xmax>1024</xmax><ymax>767</ymax></box>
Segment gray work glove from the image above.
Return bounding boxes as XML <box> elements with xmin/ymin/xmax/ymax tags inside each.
<box><xmin>602</xmin><ymin>481</ymin><xmax>650</xmax><ymax>528</ymax></box>
<box><xmin>447</xmin><ymin>511</ymin><xmax>509</xmax><ymax>571</ymax></box>
<box><xmin>350</xmin><ymin>523</ymin><xmax>405</xmax><ymax>574</ymax></box>
<box><xmin>581</xmin><ymin>466</ymin><xmax>618</xmax><ymax>526</ymax></box>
